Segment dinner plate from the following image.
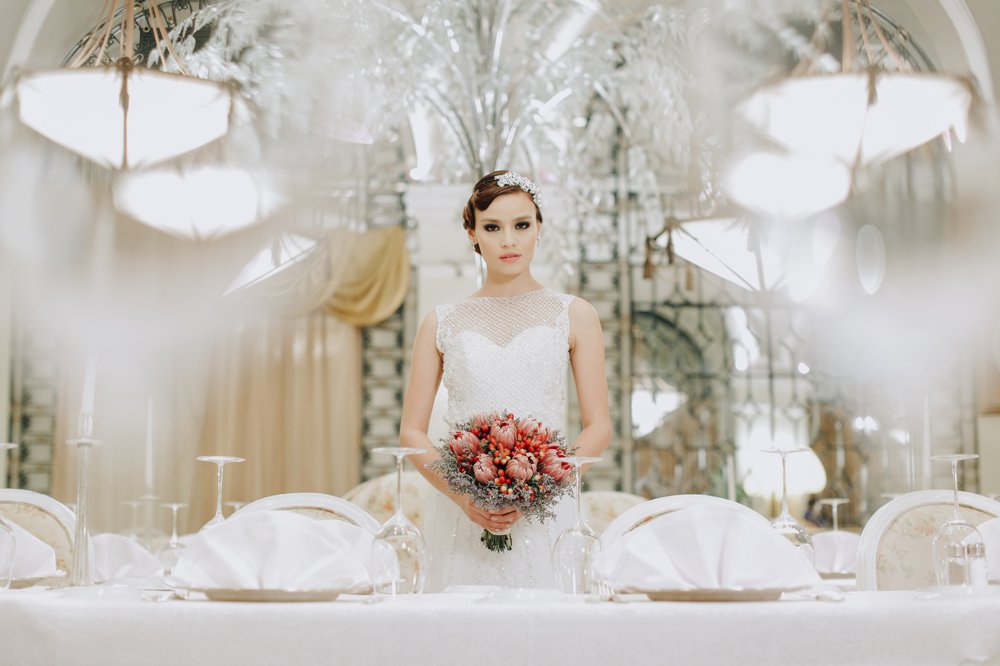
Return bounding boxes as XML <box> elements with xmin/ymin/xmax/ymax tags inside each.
<box><xmin>818</xmin><ymin>572</ymin><xmax>855</xmax><ymax>580</ymax></box>
<box><xmin>10</xmin><ymin>571</ymin><xmax>66</xmax><ymax>589</ymax></box>
<box><xmin>196</xmin><ymin>588</ymin><xmax>345</xmax><ymax>602</ymax></box>
<box><xmin>638</xmin><ymin>587</ymin><xmax>790</xmax><ymax>602</ymax></box>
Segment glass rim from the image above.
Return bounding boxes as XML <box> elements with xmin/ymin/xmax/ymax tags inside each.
<box><xmin>196</xmin><ymin>455</ymin><xmax>246</xmax><ymax>464</ymax></box>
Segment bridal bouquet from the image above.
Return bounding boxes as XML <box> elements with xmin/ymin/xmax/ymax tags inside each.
<box><xmin>430</xmin><ymin>411</ymin><xmax>575</xmax><ymax>552</ymax></box>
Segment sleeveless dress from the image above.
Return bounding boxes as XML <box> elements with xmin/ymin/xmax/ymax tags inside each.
<box><xmin>423</xmin><ymin>287</ymin><xmax>577</xmax><ymax>591</ymax></box>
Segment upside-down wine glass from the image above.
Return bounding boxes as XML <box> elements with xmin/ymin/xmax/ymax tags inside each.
<box><xmin>196</xmin><ymin>456</ymin><xmax>245</xmax><ymax>531</ymax></box>
<box><xmin>0</xmin><ymin>443</ymin><xmax>16</xmax><ymax>589</ymax></box>
<box><xmin>931</xmin><ymin>454</ymin><xmax>987</xmax><ymax>587</ymax></box>
<box><xmin>552</xmin><ymin>456</ymin><xmax>603</xmax><ymax>594</ymax></box>
<box><xmin>158</xmin><ymin>503</ymin><xmax>188</xmax><ymax>576</ymax></box>
<box><xmin>818</xmin><ymin>498</ymin><xmax>849</xmax><ymax>532</ymax></box>
<box><xmin>370</xmin><ymin>447</ymin><xmax>426</xmax><ymax>596</ymax></box>
<box><xmin>763</xmin><ymin>447</ymin><xmax>815</xmax><ymax>563</ymax></box>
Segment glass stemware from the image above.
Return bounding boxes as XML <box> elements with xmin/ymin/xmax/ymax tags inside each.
<box><xmin>763</xmin><ymin>447</ymin><xmax>815</xmax><ymax>562</ymax></box>
<box><xmin>196</xmin><ymin>456</ymin><xmax>245</xmax><ymax>531</ymax></box>
<box><xmin>122</xmin><ymin>500</ymin><xmax>141</xmax><ymax>542</ymax></box>
<box><xmin>0</xmin><ymin>444</ymin><xmax>15</xmax><ymax>590</ymax></box>
<box><xmin>370</xmin><ymin>447</ymin><xmax>426</xmax><ymax>596</ymax></box>
<box><xmin>552</xmin><ymin>456</ymin><xmax>603</xmax><ymax>594</ymax></box>
<box><xmin>817</xmin><ymin>498</ymin><xmax>849</xmax><ymax>532</ymax></box>
<box><xmin>158</xmin><ymin>503</ymin><xmax>188</xmax><ymax>576</ymax></box>
<box><xmin>931</xmin><ymin>454</ymin><xmax>987</xmax><ymax>587</ymax></box>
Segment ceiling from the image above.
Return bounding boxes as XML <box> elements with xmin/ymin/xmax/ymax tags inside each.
<box><xmin>2</xmin><ymin>0</ymin><xmax>999</xmax><ymax>98</ymax></box>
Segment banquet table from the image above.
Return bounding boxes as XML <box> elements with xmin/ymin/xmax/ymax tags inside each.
<box><xmin>2</xmin><ymin>587</ymin><xmax>999</xmax><ymax>666</ymax></box>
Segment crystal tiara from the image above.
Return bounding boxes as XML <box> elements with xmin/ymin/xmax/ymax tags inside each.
<box><xmin>495</xmin><ymin>171</ymin><xmax>542</xmax><ymax>208</ymax></box>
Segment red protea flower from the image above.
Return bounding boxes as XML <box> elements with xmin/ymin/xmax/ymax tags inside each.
<box><xmin>458</xmin><ymin>431</ymin><xmax>482</xmax><ymax>456</ymax></box>
<box><xmin>517</xmin><ymin>416</ymin><xmax>542</xmax><ymax>438</ymax></box>
<box><xmin>473</xmin><ymin>411</ymin><xmax>499</xmax><ymax>432</ymax></box>
<box><xmin>473</xmin><ymin>454</ymin><xmax>497</xmax><ymax>483</ymax></box>
<box><xmin>448</xmin><ymin>431</ymin><xmax>481</xmax><ymax>459</ymax></box>
<box><xmin>506</xmin><ymin>453</ymin><xmax>536</xmax><ymax>482</ymax></box>
<box><xmin>541</xmin><ymin>450</ymin><xmax>570</xmax><ymax>482</ymax></box>
<box><xmin>491</xmin><ymin>423</ymin><xmax>518</xmax><ymax>450</ymax></box>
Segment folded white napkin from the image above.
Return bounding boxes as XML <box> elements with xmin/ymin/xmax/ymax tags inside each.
<box><xmin>811</xmin><ymin>531</ymin><xmax>859</xmax><ymax>575</ymax></box>
<box><xmin>975</xmin><ymin>517</ymin><xmax>1000</xmax><ymax>581</ymax></box>
<box><xmin>92</xmin><ymin>533</ymin><xmax>163</xmax><ymax>583</ymax></box>
<box><xmin>6</xmin><ymin>520</ymin><xmax>59</xmax><ymax>580</ymax></box>
<box><xmin>171</xmin><ymin>510</ymin><xmax>372</xmax><ymax>591</ymax></box>
<box><xmin>596</xmin><ymin>504</ymin><xmax>821</xmax><ymax>591</ymax></box>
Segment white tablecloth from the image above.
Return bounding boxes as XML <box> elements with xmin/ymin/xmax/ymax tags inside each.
<box><xmin>2</xmin><ymin>588</ymin><xmax>999</xmax><ymax>666</ymax></box>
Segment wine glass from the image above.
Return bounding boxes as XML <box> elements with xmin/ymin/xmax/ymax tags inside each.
<box><xmin>196</xmin><ymin>456</ymin><xmax>245</xmax><ymax>531</ymax></box>
<box><xmin>370</xmin><ymin>447</ymin><xmax>426</xmax><ymax>596</ymax></box>
<box><xmin>158</xmin><ymin>503</ymin><xmax>187</xmax><ymax>576</ymax></box>
<box><xmin>817</xmin><ymin>498</ymin><xmax>849</xmax><ymax>532</ymax></box>
<box><xmin>0</xmin><ymin>443</ymin><xmax>15</xmax><ymax>590</ymax></box>
<box><xmin>762</xmin><ymin>448</ymin><xmax>815</xmax><ymax>562</ymax></box>
<box><xmin>122</xmin><ymin>500</ymin><xmax>141</xmax><ymax>542</ymax></box>
<box><xmin>931</xmin><ymin>454</ymin><xmax>987</xmax><ymax>587</ymax></box>
<box><xmin>552</xmin><ymin>456</ymin><xmax>603</xmax><ymax>594</ymax></box>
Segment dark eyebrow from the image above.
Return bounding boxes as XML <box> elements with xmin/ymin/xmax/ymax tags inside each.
<box><xmin>478</xmin><ymin>215</ymin><xmax>535</xmax><ymax>223</ymax></box>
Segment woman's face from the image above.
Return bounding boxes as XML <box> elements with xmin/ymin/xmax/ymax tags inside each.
<box><xmin>468</xmin><ymin>191</ymin><xmax>540</xmax><ymax>275</ymax></box>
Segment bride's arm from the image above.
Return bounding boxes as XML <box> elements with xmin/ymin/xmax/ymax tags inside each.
<box><xmin>399</xmin><ymin>310</ymin><xmax>518</xmax><ymax>533</ymax></box>
<box><xmin>568</xmin><ymin>298</ymin><xmax>612</xmax><ymax>467</ymax></box>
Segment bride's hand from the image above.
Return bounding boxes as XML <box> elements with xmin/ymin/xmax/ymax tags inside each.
<box><xmin>457</xmin><ymin>496</ymin><xmax>521</xmax><ymax>532</ymax></box>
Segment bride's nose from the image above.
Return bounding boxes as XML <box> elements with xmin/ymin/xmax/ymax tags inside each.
<box><xmin>500</xmin><ymin>230</ymin><xmax>516</xmax><ymax>247</ymax></box>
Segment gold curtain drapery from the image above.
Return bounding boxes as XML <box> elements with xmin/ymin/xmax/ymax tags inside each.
<box><xmin>52</xmin><ymin>224</ymin><xmax>410</xmax><ymax>534</ymax></box>
<box><xmin>188</xmin><ymin>225</ymin><xmax>410</xmax><ymax>528</ymax></box>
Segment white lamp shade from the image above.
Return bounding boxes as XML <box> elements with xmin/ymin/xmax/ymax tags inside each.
<box><xmin>17</xmin><ymin>64</ymin><xmax>232</xmax><ymax>170</ymax></box>
<box><xmin>725</xmin><ymin>151</ymin><xmax>851</xmax><ymax>220</ymax></box>
<box><xmin>224</xmin><ymin>233</ymin><xmax>319</xmax><ymax>296</ymax></box>
<box><xmin>662</xmin><ymin>218</ymin><xmax>777</xmax><ymax>291</ymax></box>
<box><xmin>739</xmin><ymin>72</ymin><xmax>971</xmax><ymax>167</ymax></box>
<box><xmin>658</xmin><ymin>217</ymin><xmax>805</xmax><ymax>292</ymax></box>
<box><xmin>114</xmin><ymin>165</ymin><xmax>283</xmax><ymax>240</ymax></box>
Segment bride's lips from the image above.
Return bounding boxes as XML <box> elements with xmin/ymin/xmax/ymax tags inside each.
<box><xmin>499</xmin><ymin>253</ymin><xmax>521</xmax><ymax>263</ymax></box>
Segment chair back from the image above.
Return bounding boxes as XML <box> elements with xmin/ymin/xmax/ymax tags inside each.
<box><xmin>580</xmin><ymin>490</ymin><xmax>647</xmax><ymax>538</ymax></box>
<box><xmin>599</xmin><ymin>494</ymin><xmax>766</xmax><ymax>547</ymax></box>
<box><xmin>856</xmin><ymin>490</ymin><xmax>1000</xmax><ymax>591</ymax></box>
<box><xmin>342</xmin><ymin>471</ymin><xmax>429</xmax><ymax>530</ymax></box>
<box><xmin>234</xmin><ymin>492</ymin><xmax>381</xmax><ymax>533</ymax></box>
<box><xmin>0</xmin><ymin>489</ymin><xmax>75</xmax><ymax>581</ymax></box>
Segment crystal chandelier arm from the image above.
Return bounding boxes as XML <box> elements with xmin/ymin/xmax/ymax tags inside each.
<box><xmin>371</xmin><ymin>1</ymin><xmax>470</xmax><ymax>87</ymax></box>
<box><xmin>418</xmin><ymin>87</ymin><xmax>480</xmax><ymax>173</ymax></box>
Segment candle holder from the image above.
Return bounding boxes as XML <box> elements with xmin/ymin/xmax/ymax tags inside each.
<box><xmin>66</xmin><ymin>411</ymin><xmax>100</xmax><ymax>587</ymax></box>
<box><xmin>0</xmin><ymin>442</ymin><xmax>17</xmax><ymax>489</ymax></box>
<box><xmin>138</xmin><ymin>493</ymin><xmax>159</xmax><ymax>553</ymax></box>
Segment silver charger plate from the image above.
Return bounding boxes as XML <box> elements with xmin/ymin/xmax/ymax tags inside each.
<box><xmin>196</xmin><ymin>587</ymin><xmax>345</xmax><ymax>602</ymax></box>
<box><xmin>637</xmin><ymin>587</ymin><xmax>793</xmax><ymax>602</ymax></box>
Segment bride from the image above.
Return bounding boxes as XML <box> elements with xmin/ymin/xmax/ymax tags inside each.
<box><xmin>400</xmin><ymin>170</ymin><xmax>611</xmax><ymax>591</ymax></box>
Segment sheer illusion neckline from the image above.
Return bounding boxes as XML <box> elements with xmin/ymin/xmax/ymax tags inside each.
<box><xmin>466</xmin><ymin>286</ymin><xmax>550</xmax><ymax>301</ymax></box>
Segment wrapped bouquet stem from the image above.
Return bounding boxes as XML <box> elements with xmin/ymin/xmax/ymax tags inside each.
<box><xmin>430</xmin><ymin>411</ymin><xmax>575</xmax><ymax>553</ymax></box>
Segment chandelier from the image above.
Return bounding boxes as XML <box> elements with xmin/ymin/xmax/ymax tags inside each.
<box><xmin>114</xmin><ymin>164</ymin><xmax>284</xmax><ymax>240</ymax></box>
<box><xmin>11</xmin><ymin>1</ymin><xmax>233</xmax><ymax>170</ymax></box>
<box><xmin>737</xmin><ymin>0</ymin><xmax>973</xmax><ymax>172</ymax></box>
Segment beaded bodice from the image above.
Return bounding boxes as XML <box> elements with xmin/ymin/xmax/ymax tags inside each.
<box><xmin>435</xmin><ymin>288</ymin><xmax>574</xmax><ymax>434</ymax></box>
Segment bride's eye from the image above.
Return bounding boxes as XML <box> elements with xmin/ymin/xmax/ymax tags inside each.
<box><xmin>483</xmin><ymin>224</ymin><xmax>499</xmax><ymax>231</ymax></box>
<box><xmin>515</xmin><ymin>222</ymin><xmax>531</xmax><ymax>230</ymax></box>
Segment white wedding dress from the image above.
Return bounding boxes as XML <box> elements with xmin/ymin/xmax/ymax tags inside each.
<box><xmin>423</xmin><ymin>287</ymin><xmax>577</xmax><ymax>591</ymax></box>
